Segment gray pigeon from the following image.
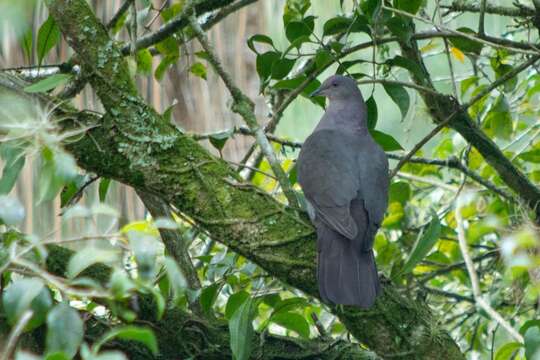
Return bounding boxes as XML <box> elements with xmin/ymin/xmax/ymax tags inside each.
<box><xmin>297</xmin><ymin>75</ymin><xmax>388</xmax><ymax>308</ymax></box>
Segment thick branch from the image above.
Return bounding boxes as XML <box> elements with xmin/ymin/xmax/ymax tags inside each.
<box><xmin>441</xmin><ymin>2</ymin><xmax>535</xmax><ymax>17</ymax></box>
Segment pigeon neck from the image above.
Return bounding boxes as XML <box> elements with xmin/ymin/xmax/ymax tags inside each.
<box><xmin>322</xmin><ymin>99</ymin><xmax>368</xmax><ymax>133</ymax></box>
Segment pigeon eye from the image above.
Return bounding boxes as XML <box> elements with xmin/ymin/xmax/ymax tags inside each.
<box><xmin>332</xmin><ymin>83</ymin><xmax>338</xmax><ymax>87</ymax></box>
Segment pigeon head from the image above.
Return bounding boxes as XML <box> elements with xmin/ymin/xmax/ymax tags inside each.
<box><xmin>310</xmin><ymin>75</ymin><xmax>362</xmax><ymax>101</ymax></box>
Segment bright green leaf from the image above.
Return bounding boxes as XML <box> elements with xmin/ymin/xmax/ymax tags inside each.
<box><xmin>383</xmin><ymin>83</ymin><xmax>410</xmax><ymax>119</ymax></box>
<box><xmin>94</xmin><ymin>326</ymin><xmax>158</xmax><ymax>355</ymax></box>
<box><xmin>67</xmin><ymin>247</ymin><xmax>118</xmax><ymax>278</ymax></box>
<box><xmin>399</xmin><ymin>211</ymin><xmax>441</xmax><ymax>275</ymax></box>
<box><xmin>24</xmin><ymin>74</ymin><xmax>72</xmax><ymax>93</ymax></box>
<box><xmin>99</xmin><ymin>178</ymin><xmax>111</xmax><ymax>202</ymax></box>
<box><xmin>271</xmin><ymin>312</ymin><xmax>310</xmax><ymax>338</ymax></box>
<box><xmin>229</xmin><ymin>297</ymin><xmax>255</xmax><ymax>360</ymax></box>
<box><xmin>494</xmin><ymin>342</ymin><xmax>522</xmax><ymax>360</ymax></box>
<box><xmin>225</xmin><ymin>291</ymin><xmax>250</xmax><ymax>319</ymax></box>
<box><xmin>370</xmin><ymin>130</ymin><xmax>403</xmax><ymax>151</ymax></box>
<box><xmin>37</xmin><ymin>16</ymin><xmax>60</xmax><ymax>66</ymax></box>
<box><xmin>189</xmin><ymin>62</ymin><xmax>207</xmax><ymax>80</ymax></box>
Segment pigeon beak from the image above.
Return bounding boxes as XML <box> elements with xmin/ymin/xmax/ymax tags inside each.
<box><xmin>309</xmin><ymin>87</ymin><xmax>323</xmax><ymax>98</ymax></box>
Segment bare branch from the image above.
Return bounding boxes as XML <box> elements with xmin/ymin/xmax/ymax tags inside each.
<box><xmin>455</xmin><ymin>193</ymin><xmax>524</xmax><ymax>343</ymax></box>
<box><xmin>107</xmin><ymin>0</ymin><xmax>134</xmax><ymax>30</ymax></box>
<box><xmin>189</xmin><ymin>10</ymin><xmax>299</xmax><ymax>208</ymax></box>
<box><xmin>441</xmin><ymin>2</ymin><xmax>535</xmax><ymax>17</ymax></box>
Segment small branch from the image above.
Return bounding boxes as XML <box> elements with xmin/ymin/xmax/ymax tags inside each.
<box><xmin>107</xmin><ymin>0</ymin><xmax>135</xmax><ymax>30</ymax></box>
<box><xmin>396</xmin><ymin>172</ymin><xmax>458</xmax><ymax>192</ymax></box>
<box><xmin>357</xmin><ymin>79</ymin><xmax>440</xmax><ymax>95</ymax></box>
<box><xmin>478</xmin><ymin>0</ymin><xmax>487</xmax><ymax>36</ymax></box>
<box><xmin>389</xmin><ymin>111</ymin><xmax>458</xmax><ymax>178</ymax></box>
<box><xmin>130</xmin><ymin>1</ymin><xmax>138</xmax><ymax>54</ymax></box>
<box><xmin>382</xmin><ymin>5</ymin><xmax>540</xmax><ymax>55</ymax></box>
<box><xmin>441</xmin><ymin>2</ymin><xmax>535</xmax><ymax>17</ymax></box>
<box><xmin>189</xmin><ymin>11</ymin><xmax>299</xmax><ymax>208</ymax></box>
<box><xmin>420</xmin><ymin>250</ymin><xmax>499</xmax><ymax>282</ymax></box>
<box><xmin>423</xmin><ymin>286</ymin><xmax>475</xmax><ymax>303</ymax></box>
<box><xmin>455</xmin><ymin>193</ymin><xmax>524</xmax><ymax>343</ymax></box>
<box><xmin>1</xmin><ymin>310</ymin><xmax>34</xmax><ymax>360</ymax></box>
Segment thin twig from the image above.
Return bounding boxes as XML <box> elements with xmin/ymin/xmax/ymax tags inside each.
<box><xmin>396</xmin><ymin>172</ymin><xmax>458</xmax><ymax>192</ymax></box>
<box><xmin>130</xmin><ymin>2</ymin><xmax>138</xmax><ymax>55</ymax></box>
<box><xmin>455</xmin><ymin>192</ymin><xmax>524</xmax><ymax>343</ymax></box>
<box><xmin>189</xmin><ymin>9</ymin><xmax>299</xmax><ymax>207</ymax></box>
<box><xmin>389</xmin><ymin>111</ymin><xmax>458</xmax><ymax>178</ymax></box>
<box><xmin>107</xmin><ymin>0</ymin><xmax>135</xmax><ymax>30</ymax></box>
<box><xmin>1</xmin><ymin>310</ymin><xmax>34</xmax><ymax>360</ymax></box>
<box><xmin>478</xmin><ymin>0</ymin><xmax>487</xmax><ymax>36</ymax></box>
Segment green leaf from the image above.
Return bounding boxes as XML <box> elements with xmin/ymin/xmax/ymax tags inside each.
<box><xmin>200</xmin><ymin>283</ymin><xmax>221</xmax><ymax>314</ymax></box>
<box><xmin>21</xmin><ymin>28</ymin><xmax>33</xmax><ymax>61</ymax></box>
<box><xmin>389</xmin><ymin>181</ymin><xmax>410</xmax><ymax>204</ymax></box>
<box><xmin>67</xmin><ymin>247</ymin><xmax>118</xmax><ymax>278</ymax></box>
<box><xmin>37</xmin><ymin>16</ymin><xmax>60</xmax><ymax>66</ymax></box>
<box><xmin>399</xmin><ymin>211</ymin><xmax>441</xmax><ymax>275</ymax></box>
<box><xmin>3</xmin><ymin>278</ymin><xmax>52</xmax><ymax>331</ymax></box>
<box><xmin>369</xmin><ymin>130</ymin><xmax>403</xmax><ymax>151</ymax></box>
<box><xmin>256</xmin><ymin>51</ymin><xmax>280</xmax><ymax>81</ymax></box>
<box><xmin>136</xmin><ymin>49</ymin><xmax>153</xmax><ymax>75</ymax></box>
<box><xmin>525</xmin><ymin>325</ymin><xmax>540</xmax><ymax>360</ymax></box>
<box><xmin>46</xmin><ymin>303</ymin><xmax>84</xmax><ymax>359</ymax></box>
<box><xmin>494</xmin><ymin>342</ymin><xmax>522</xmax><ymax>360</ymax></box>
<box><xmin>323</xmin><ymin>16</ymin><xmax>352</xmax><ymax>36</ymax></box>
<box><xmin>271</xmin><ymin>57</ymin><xmax>296</xmax><ymax>79</ymax></box>
<box><xmin>385</xmin><ymin>16</ymin><xmax>412</xmax><ymax>46</ymax></box>
<box><xmin>285</xmin><ymin>18</ymin><xmax>313</xmax><ymax>45</ymax></box>
<box><xmin>386</xmin><ymin>56</ymin><xmax>426</xmax><ymax>82</ymax></box>
<box><xmin>189</xmin><ymin>62</ymin><xmax>207</xmax><ymax>80</ymax></box>
<box><xmin>154</xmin><ymin>55</ymin><xmax>178</xmax><ymax>81</ymax></box>
<box><xmin>272</xmin><ymin>297</ymin><xmax>308</xmax><ymax>314</ymax></box>
<box><xmin>271</xmin><ymin>312</ymin><xmax>310</xmax><ymax>338</ymax></box>
<box><xmin>393</xmin><ymin>0</ymin><xmax>422</xmax><ymax>14</ymax></box>
<box><xmin>94</xmin><ymin>326</ymin><xmax>158</xmax><ymax>355</ymax></box>
<box><xmin>366</xmin><ymin>96</ymin><xmax>377</xmax><ymax>129</ymax></box>
<box><xmin>209</xmin><ymin>129</ymin><xmax>234</xmax><ymax>152</ymax></box>
<box><xmin>0</xmin><ymin>142</ymin><xmax>26</xmax><ymax>194</ymax></box>
<box><xmin>99</xmin><ymin>178</ymin><xmax>111</xmax><ymax>202</ymax></box>
<box><xmin>518</xmin><ymin>149</ymin><xmax>540</xmax><ymax>163</ymax></box>
<box><xmin>24</xmin><ymin>74</ymin><xmax>72</xmax><ymax>93</ymax></box>
<box><xmin>247</xmin><ymin>34</ymin><xmax>274</xmax><ymax>54</ymax></box>
<box><xmin>383</xmin><ymin>83</ymin><xmax>409</xmax><ymax>119</ymax></box>
<box><xmin>483</xmin><ymin>95</ymin><xmax>512</xmax><ymax>140</ymax></box>
<box><xmin>449</xmin><ymin>27</ymin><xmax>483</xmax><ymax>55</ymax></box>
<box><xmin>225</xmin><ymin>291</ymin><xmax>250</xmax><ymax>319</ymax></box>
<box><xmin>229</xmin><ymin>297</ymin><xmax>255</xmax><ymax>360</ymax></box>
<box><xmin>163</xmin><ymin>256</ymin><xmax>188</xmax><ymax>303</ymax></box>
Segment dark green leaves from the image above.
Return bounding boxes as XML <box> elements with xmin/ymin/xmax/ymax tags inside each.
<box><xmin>247</xmin><ymin>34</ymin><xmax>274</xmax><ymax>54</ymax></box>
<box><xmin>46</xmin><ymin>303</ymin><xmax>84</xmax><ymax>359</ymax></box>
<box><xmin>37</xmin><ymin>16</ymin><xmax>60</xmax><ymax>66</ymax></box>
<box><xmin>0</xmin><ymin>142</ymin><xmax>26</xmax><ymax>194</ymax></box>
<box><xmin>271</xmin><ymin>312</ymin><xmax>310</xmax><ymax>338</ymax></box>
<box><xmin>393</xmin><ymin>0</ymin><xmax>423</xmax><ymax>14</ymax></box>
<box><xmin>229</xmin><ymin>297</ymin><xmax>256</xmax><ymax>360</ymax></box>
<box><xmin>383</xmin><ymin>83</ymin><xmax>410</xmax><ymax>119</ymax></box>
<box><xmin>3</xmin><ymin>278</ymin><xmax>52</xmax><ymax>331</ymax></box>
<box><xmin>256</xmin><ymin>51</ymin><xmax>280</xmax><ymax>81</ymax></box>
<box><xmin>366</xmin><ymin>96</ymin><xmax>377</xmax><ymax>129</ymax></box>
<box><xmin>200</xmin><ymin>283</ymin><xmax>221</xmax><ymax>314</ymax></box>
<box><xmin>519</xmin><ymin>148</ymin><xmax>540</xmax><ymax>163</ymax></box>
<box><xmin>483</xmin><ymin>95</ymin><xmax>512</xmax><ymax>140</ymax></box>
<box><xmin>370</xmin><ymin>130</ymin><xmax>403</xmax><ymax>151</ymax></box>
<box><xmin>285</xmin><ymin>16</ymin><xmax>314</xmax><ymax>45</ymax></box>
<box><xmin>93</xmin><ymin>326</ymin><xmax>158</xmax><ymax>355</ymax></box>
<box><xmin>225</xmin><ymin>290</ymin><xmax>250</xmax><ymax>319</ymax></box>
<box><xmin>322</xmin><ymin>15</ymin><xmax>369</xmax><ymax>37</ymax></box>
<box><xmin>525</xmin><ymin>325</ymin><xmax>540</xmax><ymax>360</ymax></box>
<box><xmin>209</xmin><ymin>129</ymin><xmax>234</xmax><ymax>153</ymax></box>
<box><xmin>386</xmin><ymin>56</ymin><xmax>426</xmax><ymax>82</ymax></box>
<box><xmin>399</xmin><ymin>211</ymin><xmax>441</xmax><ymax>275</ymax></box>
<box><xmin>271</xmin><ymin>58</ymin><xmax>296</xmax><ymax>79</ymax></box>
<box><xmin>24</xmin><ymin>74</ymin><xmax>72</xmax><ymax>93</ymax></box>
